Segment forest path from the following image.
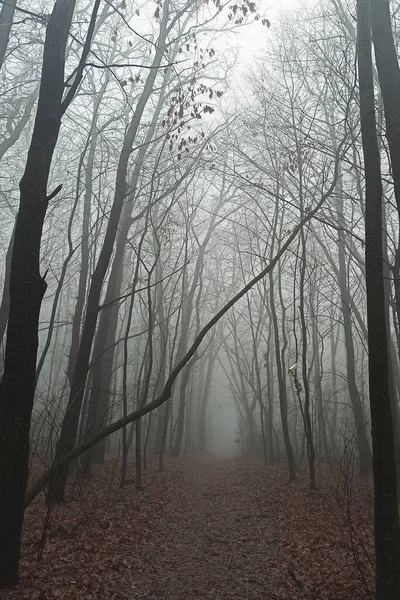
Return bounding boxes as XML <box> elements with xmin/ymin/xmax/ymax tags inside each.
<box><xmin>9</xmin><ymin>456</ymin><xmax>371</xmax><ymax>600</ymax></box>
<box><xmin>130</xmin><ymin>456</ymin><xmax>370</xmax><ymax>600</ymax></box>
<box><xmin>134</xmin><ymin>456</ymin><xmax>280</xmax><ymax>600</ymax></box>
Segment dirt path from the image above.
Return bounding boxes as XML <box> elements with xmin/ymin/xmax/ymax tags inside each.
<box><xmin>7</xmin><ymin>456</ymin><xmax>372</xmax><ymax>600</ymax></box>
<box><xmin>126</xmin><ymin>456</ymin><xmax>367</xmax><ymax>600</ymax></box>
<box><xmin>134</xmin><ymin>457</ymin><xmax>280</xmax><ymax>599</ymax></box>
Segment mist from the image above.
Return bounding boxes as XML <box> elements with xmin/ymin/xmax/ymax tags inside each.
<box><xmin>0</xmin><ymin>0</ymin><xmax>400</xmax><ymax>597</ymax></box>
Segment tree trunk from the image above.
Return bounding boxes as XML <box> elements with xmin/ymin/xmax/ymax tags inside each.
<box><xmin>0</xmin><ymin>223</ymin><xmax>15</xmax><ymax>348</ymax></box>
<box><xmin>198</xmin><ymin>352</ymin><xmax>214</xmax><ymax>453</ymax></box>
<box><xmin>172</xmin><ymin>362</ymin><xmax>192</xmax><ymax>456</ymax></box>
<box><xmin>0</xmin><ymin>0</ymin><xmax>16</xmax><ymax>69</ymax></box>
<box><xmin>357</xmin><ymin>0</ymin><xmax>400</xmax><ymax>595</ymax></box>
<box><xmin>49</xmin><ymin>2</ymin><xmax>171</xmax><ymax>504</ymax></box>
<box><xmin>298</xmin><ymin>229</ymin><xmax>316</xmax><ymax>492</ymax></box>
<box><xmin>269</xmin><ymin>270</ymin><xmax>296</xmax><ymax>481</ymax></box>
<box><xmin>0</xmin><ymin>0</ymin><xmax>76</xmax><ymax>588</ymax></box>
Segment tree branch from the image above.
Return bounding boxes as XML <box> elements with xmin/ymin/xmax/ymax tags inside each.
<box><xmin>24</xmin><ymin>141</ymin><xmax>346</xmax><ymax>508</ymax></box>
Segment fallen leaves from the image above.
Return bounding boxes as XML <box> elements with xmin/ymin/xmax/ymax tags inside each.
<box><xmin>2</xmin><ymin>455</ymin><xmax>375</xmax><ymax>599</ymax></box>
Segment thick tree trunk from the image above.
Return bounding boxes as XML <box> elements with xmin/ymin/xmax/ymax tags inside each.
<box><xmin>0</xmin><ymin>223</ymin><xmax>14</xmax><ymax>348</ymax></box>
<box><xmin>0</xmin><ymin>1</ymin><xmax>76</xmax><ymax>588</ymax></box>
<box><xmin>357</xmin><ymin>0</ymin><xmax>400</xmax><ymax>596</ymax></box>
<box><xmin>371</xmin><ymin>0</ymin><xmax>400</xmax><ymax>218</ymax></box>
<box><xmin>338</xmin><ymin>253</ymin><xmax>372</xmax><ymax>473</ymax></box>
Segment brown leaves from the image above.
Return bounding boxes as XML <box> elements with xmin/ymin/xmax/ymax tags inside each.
<box><xmin>5</xmin><ymin>457</ymin><xmax>374</xmax><ymax>600</ymax></box>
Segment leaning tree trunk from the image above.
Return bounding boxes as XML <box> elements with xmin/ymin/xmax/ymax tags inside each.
<box><xmin>84</xmin><ymin>74</ymin><xmax>170</xmax><ymax>465</ymax></box>
<box><xmin>0</xmin><ymin>0</ymin><xmax>77</xmax><ymax>588</ymax></box>
<box><xmin>357</xmin><ymin>0</ymin><xmax>400</xmax><ymax>596</ymax></box>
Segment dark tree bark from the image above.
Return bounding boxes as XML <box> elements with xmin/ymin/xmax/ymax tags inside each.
<box><xmin>337</xmin><ymin>201</ymin><xmax>372</xmax><ymax>475</ymax></box>
<box><xmin>0</xmin><ymin>223</ymin><xmax>15</xmax><ymax>348</ymax></box>
<box><xmin>0</xmin><ymin>1</ymin><xmax>77</xmax><ymax>588</ymax></box>
<box><xmin>371</xmin><ymin>0</ymin><xmax>400</xmax><ymax>219</ymax></box>
<box><xmin>357</xmin><ymin>0</ymin><xmax>400</xmax><ymax>596</ymax></box>
<box><xmin>371</xmin><ymin>0</ymin><xmax>400</xmax><ymax>473</ymax></box>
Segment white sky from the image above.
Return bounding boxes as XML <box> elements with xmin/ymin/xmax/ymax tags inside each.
<box><xmin>237</xmin><ymin>0</ymin><xmax>302</xmax><ymax>65</ymax></box>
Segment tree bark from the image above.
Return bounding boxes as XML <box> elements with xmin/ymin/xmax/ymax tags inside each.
<box><xmin>357</xmin><ymin>0</ymin><xmax>400</xmax><ymax>596</ymax></box>
<box><xmin>269</xmin><ymin>270</ymin><xmax>297</xmax><ymax>481</ymax></box>
<box><xmin>0</xmin><ymin>0</ymin><xmax>77</xmax><ymax>588</ymax></box>
<box><xmin>0</xmin><ymin>0</ymin><xmax>16</xmax><ymax>69</ymax></box>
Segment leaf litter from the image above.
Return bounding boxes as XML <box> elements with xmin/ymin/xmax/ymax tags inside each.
<box><xmin>2</xmin><ymin>455</ymin><xmax>374</xmax><ymax>600</ymax></box>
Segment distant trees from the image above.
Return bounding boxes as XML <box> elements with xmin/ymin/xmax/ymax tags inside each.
<box><xmin>0</xmin><ymin>0</ymin><xmax>270</xmax><ymax>587</ymax></box>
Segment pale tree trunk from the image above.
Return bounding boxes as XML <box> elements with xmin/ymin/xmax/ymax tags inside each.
<box><xmin>0</xmin><ymin>0</ymin><xmax>16</xmax><ymax>69</ymax></box>
<box><xmin>198</xmin><ymin>339</ymin><xmax>219</xmax><ymax>453</ymax></box>
<box><xmin>269</xmin><ymin>269</ymin><xmax>296</xmax><ymax>481</ymax></box>
<box><xmin>297</xmin><ymin>231</ymin><xmax>317</xmax><ymax>491</ymax></box>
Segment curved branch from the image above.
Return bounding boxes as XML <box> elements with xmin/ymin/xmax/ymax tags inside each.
<box><xmin>24</xmin><ymin>142</ymin><xmax>345</xmax><ymax>508</ymax></box>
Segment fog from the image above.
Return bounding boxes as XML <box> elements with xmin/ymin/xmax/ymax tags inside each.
<box><xmin>1</xmin><ymin>0</ymin><xmax>400</xmax><ymax>595</ymax></box>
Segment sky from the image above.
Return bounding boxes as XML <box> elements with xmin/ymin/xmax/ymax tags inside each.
<box><xmin>237</xmin><ymin>0</ymin><xmax>302</xmax><ymax>65</ymax></box>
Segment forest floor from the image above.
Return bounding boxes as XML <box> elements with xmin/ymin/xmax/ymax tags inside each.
<box><xmin>3</xmin><ymin>455</ymin><xmax>374</xmax><ymax>600</ymax></box>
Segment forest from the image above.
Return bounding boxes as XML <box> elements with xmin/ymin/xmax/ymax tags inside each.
<box><xmin>0</xmin><ymin>0</ymin><xmax>400</xmax><ymax>598</ymax></box>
